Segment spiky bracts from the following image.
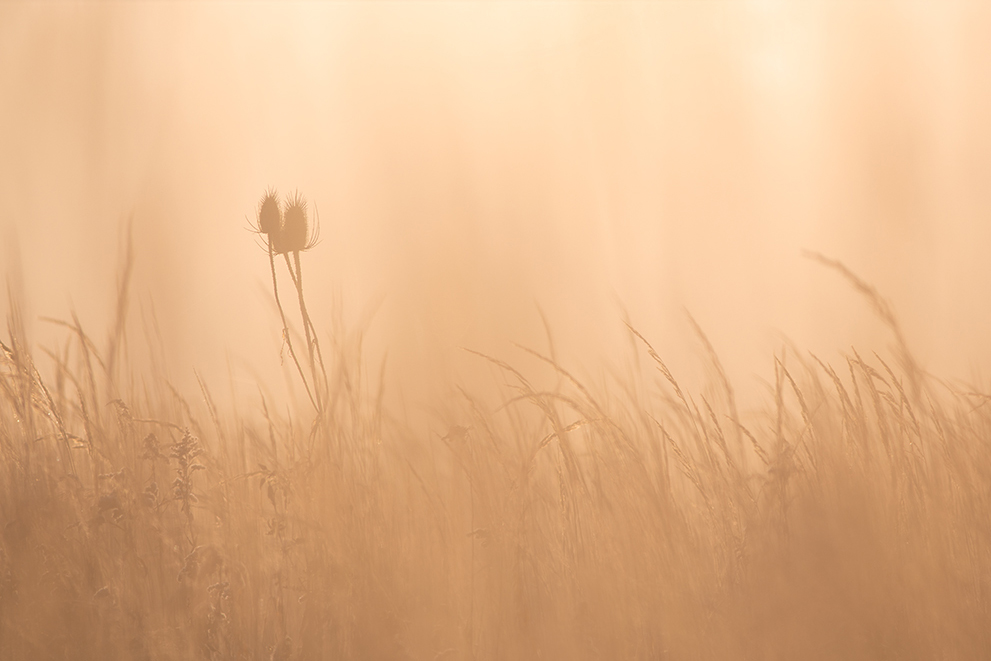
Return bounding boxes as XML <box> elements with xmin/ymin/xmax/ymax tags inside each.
<box><xmin>252</xmin><ymin>187</ymin><xmax>326</xmax><ymax>412</ymax></box>
<box><xmin>281</xmin><ymin>191</ymin><xmax>309</xmax><ymax>254</ymax></box>
<box><xmin>254</xmin><ymin>188</ymin><xmax>319</xmax><ymax>255</ymax></box>
<box><xmin>257</xmin><ymin>187</ymin><xmax>282</xmax><ymax>236</ymax></box>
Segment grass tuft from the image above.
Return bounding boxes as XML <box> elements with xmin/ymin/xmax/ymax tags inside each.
<box><xmin>0</xmin><ymin>239</ymin><xmax>989</xmax><ymax>660</ymax></box>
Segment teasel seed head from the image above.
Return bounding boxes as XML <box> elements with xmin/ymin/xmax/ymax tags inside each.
<box><xmin>281</xmin><ymin>190</ymin><xmax>311</xmax><ymax>253</ymax></box>
<box><xmin>257</xmin><ymin>188</ymin><xmax>282</xmax><ymax>236</ymax></box>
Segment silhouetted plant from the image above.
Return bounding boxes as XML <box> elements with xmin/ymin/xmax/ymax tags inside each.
<box><xmin>251</xmin><ymin>189</ymin><xmax>316</xmax><ymax>410</ymax></box>
<box><xmin>252</xmin><ymin>188</ymin><xmax>325</xmax><ymax>413</ymax></box>
<box><xmin>279</xmin><ymin>191</ymin><xmax>318</xmax><ymax>255</ymax></box>
<box><xmin>257</xmin><ymin>187</ymin><xmax>282</xmax><ymax>237</ymax></box>
<box><xmin>281</xmin><ymin>191</ymin><xmax>324</xmax><ymax>397</ymax></box>
<box><xmin>170</xmin><ymin>428</ymin><xmax>204</xmax><ymax>546</ymax></box>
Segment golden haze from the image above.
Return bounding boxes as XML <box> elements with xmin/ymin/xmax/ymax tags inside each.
<box><xmin>1</xmin><ymin>3</ymin><xmax>991</xmax><ymax>660</ymax></box>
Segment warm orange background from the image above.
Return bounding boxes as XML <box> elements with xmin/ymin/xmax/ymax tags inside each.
<box><xmin>2</xmin><ymin>3</ymin><xmax>990</xmax><ymax>412</ymax></box>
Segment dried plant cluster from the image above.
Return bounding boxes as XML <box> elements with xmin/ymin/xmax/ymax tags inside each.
<box><xmin>0</xmin><ymin>233</ymin><xmax>990</xmax><ymax>661</ymax></box>
<box><xmin>252</xmin><ymin>189</ymin><xmax>326</xmax><ymax>416</ymax></box>
<box><xmin>255</xmin><ymin>188</ymin><xmax>319</xmax><ymax>256</ymax></box>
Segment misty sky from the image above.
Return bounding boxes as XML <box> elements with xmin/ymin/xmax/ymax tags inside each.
<box><xmin>2</xmin><ymin>2</ymin><xmax>990</xmax><ymax>413</ymax></box>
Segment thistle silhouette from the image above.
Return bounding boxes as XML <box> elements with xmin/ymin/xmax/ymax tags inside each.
<box><xmin>278</xmin><ymin>191</ymin><xmax>324</xmax><ymax>399</ymax></box>
<box><xmin>257</xmin><ymin>187</ymin><xmax>282</xmax><ymax>236</ymax></box>
<box><xmin>251</xmin><ymin>188</ymin><xmax>325</xmax><ymax>411</ymax></box>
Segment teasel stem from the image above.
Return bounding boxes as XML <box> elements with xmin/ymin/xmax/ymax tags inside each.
<box><xmin>294</xmin><ymin>251</ymin><xmax>327</xmax><ymax>392</ymax></box>
<box><xmin>282</xmin><ymin>251</ymin><xmax>327</xmax><ymax>406</ymax></box>
<box><xmin>269</xmin><ymin>238</ymin><xmax>317</xmax><ymax>412</ymax></box>
<box><xmin>293</xmin><ymin>253</ymin><xmax>314</xmax><ymax>373</ymax></box>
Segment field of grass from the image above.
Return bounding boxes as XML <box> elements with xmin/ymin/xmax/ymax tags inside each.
<box><xmin>1</xmin><ymin>232</ymin><xmax>990</xmax><ymax>660</ymax></box>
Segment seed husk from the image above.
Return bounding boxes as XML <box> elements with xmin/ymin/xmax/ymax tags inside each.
<box><xmin>258</xmin><ymin>188</ymin><xmax>282</xmax><ymax>236</ymax></box>
<box><xmin>281</xmin><ymin>191</ymin><xmax>308</xmax><ymax>253</ymax></box>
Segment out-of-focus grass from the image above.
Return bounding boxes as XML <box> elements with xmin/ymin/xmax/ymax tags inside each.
<box><xmin>1</xmin><ymin>250</ymin><xmax>990</xmax><ymax>660</ymax></box>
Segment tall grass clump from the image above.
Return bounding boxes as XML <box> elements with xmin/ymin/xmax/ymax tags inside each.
<box><xmin>0</xmin><ymin>221</ymin><xmax>989</xmax><ymax>660</ymax></box>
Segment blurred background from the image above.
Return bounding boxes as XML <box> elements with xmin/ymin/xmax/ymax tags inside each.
<box><xmin>1</xmin><ymin>2</ymin><xmax>989</xmax><ymax>416</ymax></box>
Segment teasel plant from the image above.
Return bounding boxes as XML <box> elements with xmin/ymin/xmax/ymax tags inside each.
<box><xmin>251</xmin><ymin>188</ymin><xmax>326</xmax><ymax>414</ymax></box>
<box><xmin>280</xmin><ymin>191</ymin><xmax>325</xmax><ymax>382</ymax></box>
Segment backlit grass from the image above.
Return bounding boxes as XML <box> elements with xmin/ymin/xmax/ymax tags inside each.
<box><xmin>1</xmin><ymin>237</ymin><xmax>989</xmax><ymax>660</ymax></box>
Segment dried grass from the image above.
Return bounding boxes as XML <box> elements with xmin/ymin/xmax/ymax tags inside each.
<box><xmin>0</xmin><ymin>240</ymin><xmax>989</xmax><ymax>660</ymax></box>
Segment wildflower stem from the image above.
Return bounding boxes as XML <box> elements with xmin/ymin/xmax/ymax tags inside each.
<box><xmin>293</xmin><ymin>252</ymin><xmax>315</xmax><ymax>375</ymax></box>
<box><xmin>269</xmin><ymin>240</ymin><xmax>317</xmax><ymax>411</ymax></box>
<box><xmin>293</xmin><ymin>251</ymin><xmax>327</xmax><ymax>400</ymax></box>
<box><xmin>281</xmin><ymin>251</ymin><xmax>326</xmax><ymax>409</ymax></box>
